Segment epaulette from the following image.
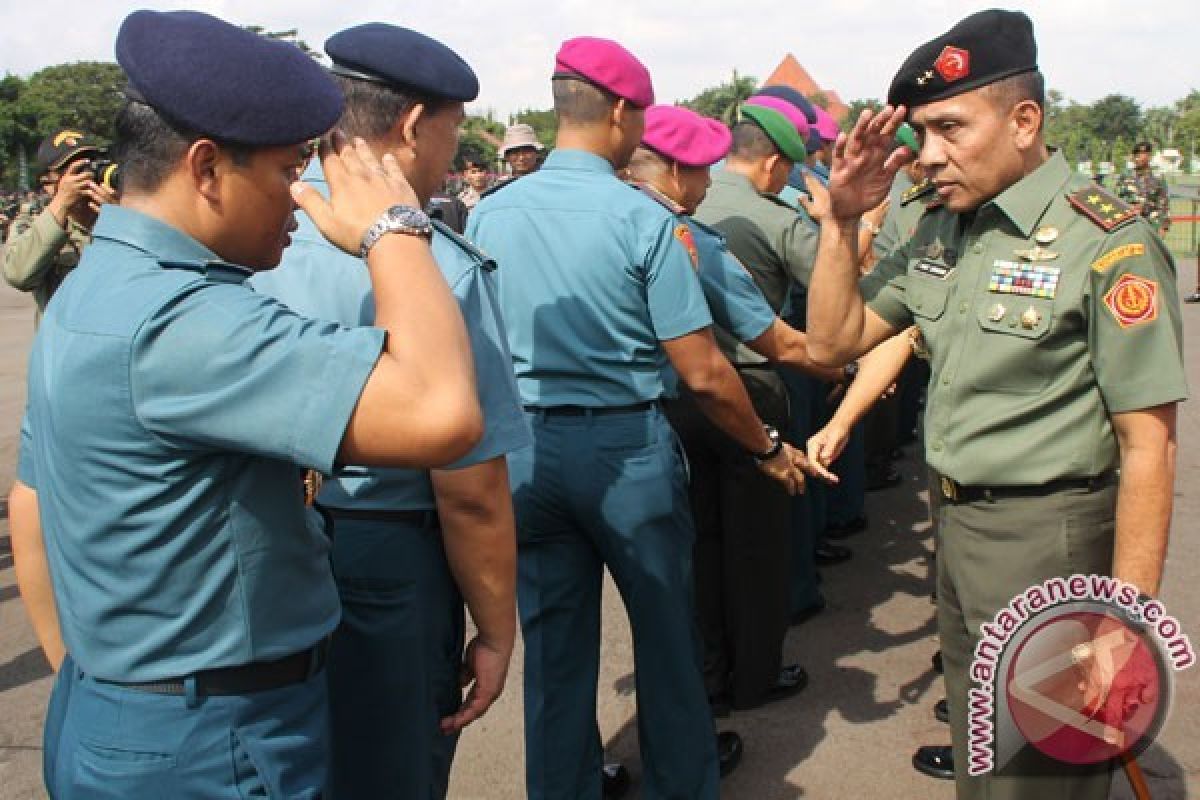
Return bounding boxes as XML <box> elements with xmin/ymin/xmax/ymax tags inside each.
<box><xmin>479</xmin><ymin>177</ymin><xmax>516</xmax><ymax>200</ymax></box>
<box><xmin>901</xmin><ymin>178</ymin><xmax>936</xmax><ymax>206</ymax></box>
<box><xmin>159</xmin><ymin>259</ymin><xmax>252</xmax><ymax>285</ymax></box>
<box><xmin>431</xmin><ymin>219</ymin><xmax>497</xmax><ymax>272</ymax></box>
<box><xmin>630</xmin><ymin>181</ymin><xmax>685</xmax><ymax>215</ymax></box>
<box><xmin>1066</xmin><ymin>185</ymin><xmax>1137</xmax><ymax>232</ymax></box>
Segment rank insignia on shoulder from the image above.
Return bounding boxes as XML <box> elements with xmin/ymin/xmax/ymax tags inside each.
<box><xmin>913</xmin><ymin>258</ymin><xmax>952</xmax><ymax>279</ymax></box>
<box><xmin>901</xmin><ymin>179</ymin><xmax>937</xmax><ymax>206</ymax></box>
<box><xmin>1103</xmin><ymin>273</ymin><xmax>1158</xmax><ymax>328</ymax></box>
<box><xmin>1091</xmin><ymin>243</ymin><xmax>1145</xmax><ymax>274</ymax></box>
<box><xmin>674</xmin><ymin>223</ymin><xmax>699</xmax><ymax>269</ymax></box>
<box><xmin>1067</xmin><ymin>186</ymin><xmax>1137</xmax><ymax>232</ymax></box>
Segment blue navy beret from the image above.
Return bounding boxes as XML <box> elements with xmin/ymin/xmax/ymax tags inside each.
<box><xmin>116</xmin><ymin>10</ymin><xmax>343</xmax><ymax>146</ymax></box>
<box><xmin>325</xmin><ymin>23</ymin><xmax>479</xmax><ymax>103</ymax></box>
<box><xmin>755</xmin><ymin>85</ymin><xmax>823</xmax><ymax>152</ymax></box>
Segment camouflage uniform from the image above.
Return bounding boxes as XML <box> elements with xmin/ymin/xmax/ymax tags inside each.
<box><xmin>1114</xmin><ymin>168</ymin><xmax>1171</xmax><ymax>231</ymax></box>
<box><xmin>3</xmin><ymin>203</ymin><xmax>92</xmax><ymax>321</ymax></box>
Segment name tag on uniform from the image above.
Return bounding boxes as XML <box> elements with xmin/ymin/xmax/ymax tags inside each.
<box><xmin>913</xmin><ymin>259</ymin><xmax>953</xmax><ymax>280</ymax></box>
<box><xmin>988</xmin><ymin>260</ymin><xmax>1061</xmax><ymax>299</ymax></box>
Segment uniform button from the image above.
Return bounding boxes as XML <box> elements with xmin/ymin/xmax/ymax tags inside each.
<box><xmin>915</xmin><ymin>301</ymin><xmax>924</xmax><ymax>310</ymax></box>
<box><xmin>972</xmin><ymin>243</ymin><xmax>983</xmax><ymax>254</ymax></box>
<box><xmin>1008</xmin><ymin>319</ymin><xmax>1017</xmax><ymax>328</ymax></box>
<box><xmin>959</xmin><ymin>302</ymin><xmax>969</xmax><ymax>313</ymax></box>
<box><xmin>932</xmin><ymin>441</ymin><xmax>944</xmax><ymax>452</ymax></box>
<box><xmin>942</xmin><ymin>376</ymin><xmax>951</xmax><ymax>385</ymax></box>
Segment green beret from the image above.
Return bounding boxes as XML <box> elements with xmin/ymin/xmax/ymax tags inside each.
<box><xmin>740</xmin><ymin>104</ymin><xmax>807</xmax><ymax>163</ymax></box>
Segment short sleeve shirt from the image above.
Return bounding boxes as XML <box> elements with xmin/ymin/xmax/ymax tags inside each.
<box><xmin>861</xmin><ymin>152</ymin><xmax>1187</xmax><ymax>485</ymax></box>
<box><xmin>251</xmin><ymin>164</ymin><xmax>530</xmax><ymax>511</ymax></box>
<box><xmin>19</xmin><ymin>205</ymin><xmax>384</xmax><ymax>681</ymax></box>
<box><xmin>466</xmin><ymin>149</ymin><xmax>712</xmax><ymax>407</ymax></box>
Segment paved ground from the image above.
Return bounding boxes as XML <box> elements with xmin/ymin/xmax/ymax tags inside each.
<box><xmin>1</xmin><ymin>265</ymin><xmax>1197</xmax><ymax>799</ymax></box>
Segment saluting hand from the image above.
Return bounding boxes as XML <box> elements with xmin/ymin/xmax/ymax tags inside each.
<box><xmin>440</xmin><ymin>634</ymin><xmax>512</xmax><ymax>734</ymax></box>
<box><xmin>291</xmin><ymin>130</ymin><xmax>422</xmax><ymax>256</ymax></box>
<box><xmin>828</xmin><ymin>105</ymin><xmax>913</xmax><ymax>220</ymax></box>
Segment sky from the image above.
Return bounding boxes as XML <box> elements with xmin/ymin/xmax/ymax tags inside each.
<box><xmin>1</xmin><ymin>0</ymin><xmax>1195</xmax><ymax>119</ymax></box>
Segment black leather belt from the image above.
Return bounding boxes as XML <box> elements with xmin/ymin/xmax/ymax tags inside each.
<box><xmin>98</xmin><ymin>637</ymin><xmax>330</xmax><ymax>696</ymax></box>
<box><xmin>324</xmin><ymin>506</ymin><xmax>440</xmax><ymax>527</ymax></box>
<box><xmin>936</xmin><ymin>472</ymin><xmax>1116</xmax><ymax>504</ymax></box>
<box><xmin>732</xmin><ymin>362</ymin><xmax>774</xmax><ymax>370</ymax></box>
<box><xmin>523</xmin><ymin>401</ymin><xmax>658</xmax><ymax>416</ymax></box>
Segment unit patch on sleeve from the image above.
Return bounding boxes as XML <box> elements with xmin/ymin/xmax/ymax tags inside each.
<box><xmin>1091</xmin><ymin>243</ymin><xmax>1146</xmax><ymax>274</ymax></box>
<box><xmin>674</xmin><ymin>223</ymin><xmax>699</xmax><ymax>270</ymax></box>
<box><xmin>988</xmin><ymin>261</ymin><xmax>1061</xmax><ymax>299</ymax></box>
<box><xmin>1103</xmin><ymin>273</ymin><xmax>1159</xmax><ymax>328</ymax></box>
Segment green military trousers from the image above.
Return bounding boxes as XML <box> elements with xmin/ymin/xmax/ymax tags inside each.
<box><xmin>937</xmin><ymin>481</ymin><xmax>1118</xmax><ymax>800</ymax></box>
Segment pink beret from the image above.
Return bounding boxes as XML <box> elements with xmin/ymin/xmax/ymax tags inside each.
<box><xmin>642</xmin><ymin>105</ymin><xmax>731</xmax><ymax>167</ymax></box>
<box><xmin>813</xmin><ymin>106</ymin><xmax>841</xmax><ymax>142</ymax></box>
<box><xmin>554</xmin><ymin>36</ymin><xmax>654</xmax><ymax>108</ymax></box>
<box><xmin>743</xmin><ymin>95</ymin><xmax>811</xmax><ymax>141</ymax></box>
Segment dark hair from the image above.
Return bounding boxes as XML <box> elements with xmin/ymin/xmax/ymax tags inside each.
<box><xmin>332</xmin><ymin>75</ymin><xmax>449</xmax><ymax>141</ymax></box>
<box><xmin>458</xmin><ymin>147</ymin><xmax>488</xmax><ymax>170</ymax></box>
<box><xmin>729</xmin><ymin>120</ymin><xmax>779</xmax><ymax>159</ymax></box>
<box><xmin>111</xmin><ymin>100</ymin><xmax>253</xmax><ymax>192</ymax></box>
<box><xmin>984</xmin><ymin>70</ymin><xmax>1045</xmax><ymax>111</ymax></box>
<box><xmin>552</xmin><ymin>77</ymin><xmax>616</xmax><ymax>124</ymax></box>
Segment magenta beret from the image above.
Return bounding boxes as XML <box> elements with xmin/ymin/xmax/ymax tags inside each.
<box><xmin>554</xmin><ymin>36</ymin><xmax>654</xmax><ymax>108</ymax></box>
<box><xmin>642</xmin><ymin>105</ymin><xmax>731</xmax><ymax>167</ymax></box>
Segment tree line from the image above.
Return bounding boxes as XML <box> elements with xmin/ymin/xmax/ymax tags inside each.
<box><xmin>3</xmin><ymin>61</ymin><xmax>1198</xmax><ymax>186</ymax></box>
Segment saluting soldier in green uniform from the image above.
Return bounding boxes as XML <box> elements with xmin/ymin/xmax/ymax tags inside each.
<box><xmin>1114</xmin><ymin>141</ymin><xmax>1170</xmax><ymax>237</ymax></box>
<box><xmin>806</xmin><ymin>10</ymin><xmax>1186</xmax><ymax>800</ymax></box>
<box><xmin>3</xmin><ymin>129</ymin><xmax>116</xmax><ymax>321</ymax></box>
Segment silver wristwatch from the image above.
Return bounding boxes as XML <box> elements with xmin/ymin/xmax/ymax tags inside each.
<box><xmin>359</xmin><ymin>205</ymin><xmax>433</xmax><ymax>258</ymax></box>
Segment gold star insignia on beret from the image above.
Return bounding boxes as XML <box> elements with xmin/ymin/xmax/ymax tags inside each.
<box><xmin>916</xmin><ymin>70</ymin><xmax>935</xmax><ymax>86</ymax></box>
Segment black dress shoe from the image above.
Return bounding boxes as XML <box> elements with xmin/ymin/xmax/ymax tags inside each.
<box><xmin>932</xmin><ymin>650</ymin><xmax>943</xmax><ymax>674</ymax></box>
<box><xmin>913</xmin><ymin>745</ymin><xmax>954</xmax><ymax>780</ymax></box>
<box><xmin>1185</xmin><ymin>291</ymin><xmax>1200</xmax><ymax>304</ymax></box>
<box><xmin>824</xmin><ymin>515</ymin><xmax>867</xmax><ymax>539</ymax></box>
<box><xmin>814</xmin><ymin>542</ymin><xmax>852</xmax><ymax>565</ymax></box>
<box><xmin>731</xmin><ymin>665</ymin><xmax>809</xmax><ymax>711</ymax></box>
<box><xmin>602</xmin><ymin>763</ymin><xmax>630</xmax><ymax>798</ymax></box>
<box><xmin>717</xmin><ymin>731</ymin><xmax>743</xmax><ymax>778</ymax></box>
<box><xmin>790</xmin><ymin>595</ymin><xmax>826</xmax><ymax>626</ymax></box>
<box><xmin>934</xmin><ymin>697</ymin><xmax>949</xmax><ymax>724</ymax></box>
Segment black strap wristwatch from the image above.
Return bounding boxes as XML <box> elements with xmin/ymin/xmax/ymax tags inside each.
<box><xmin>752</xmin><ymin>424</ymin><xmax>784</xmax><ymax>464</ymax></box>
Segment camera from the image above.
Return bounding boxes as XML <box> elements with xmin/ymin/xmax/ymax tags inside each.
<box><xmin>88</xmin><ymin>156</ymin><xmax>120</xmax><ymax>191</ymax></box>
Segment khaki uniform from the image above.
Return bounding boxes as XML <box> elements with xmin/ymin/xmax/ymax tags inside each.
<box><xmin>862</xmin><ymin>152</ymin><xmax>1187</xmax><ymax>800</ymax></box>
<box><xmin>3</xmin><ymin>204</ymin><xmax>91</xmax><ymax>320</ymax></box>
<box><xmin>1114</xmin><ymin>168</ymin><xmax>1170</xmax><ymax>231</ymax></box>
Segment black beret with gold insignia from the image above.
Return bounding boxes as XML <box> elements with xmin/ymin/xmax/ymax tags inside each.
<box><xmin>887</xmin><ymin>9</ymin><xmax>1037</xmax><ymax>110</ymax></box>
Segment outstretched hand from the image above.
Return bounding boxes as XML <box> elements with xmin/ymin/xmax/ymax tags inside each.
<box><xmin>828</xmin><ymin>105</ymin><xmax>915</xmax><ymax>220</ymax></box>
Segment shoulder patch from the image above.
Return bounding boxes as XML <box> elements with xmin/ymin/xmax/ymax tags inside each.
<box><xmin>674</xmin><ymin>223</ymin><xmax>699</xmax><ymax>270</ymax></box>
<box><xmin>901</xmin><ymin>179</ymin><xmax>936</xmax><ymax>206</ymax></box>
<box><xmin>631</xmin><ymin>182</ymin><xmax>685</xmax><ymax>214</ymax></box>
<box><xmin>1103</xmin><ymin>273</ymin><xmax>1158</xmax><ymax>328</ymax></box>
<box><xmin>1067</xmin><ymin>186</ymin><xmax>1137</xmax><ymax>232</ymax></box>
<box><xmin>1091</xmin><ymin>243</ymin><xmax>1146</xmax><ymax>274</ymax></box>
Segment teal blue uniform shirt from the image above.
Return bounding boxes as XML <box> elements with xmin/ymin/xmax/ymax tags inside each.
<box><xmin>688</xmin><ymin>217</ymin><xmax>776</xmax><ymax>343</ymax></box>
<box><xmin>17</xmin><ymin>205</ymin><xmax>385</xmax><ymax>682</ymax></box>
<box><xmin>251</xmin><ymin>163</ymin><xmax>530</xmax><ymax>510</ymax></box>
<box><xmin>466</xmin><ymin>149</ymin><xmax>713</xmax><ymax>406</ymax></box>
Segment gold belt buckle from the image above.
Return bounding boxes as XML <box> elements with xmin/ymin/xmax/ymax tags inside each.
<box><xmin>939</xmin><ymin>476</ymin><xmax>959</xmax><ymax>502</ymax></box>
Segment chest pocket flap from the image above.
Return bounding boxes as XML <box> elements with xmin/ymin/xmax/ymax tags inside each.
<box><xmin>906</xmin><ymin>275</ymin><xmax>952</xmax><ymax>321</ymax></box>
<box><xmin>976</xmin><ymin>296</ymin><xmax>1052</xmax><ymax>340</ymax></box>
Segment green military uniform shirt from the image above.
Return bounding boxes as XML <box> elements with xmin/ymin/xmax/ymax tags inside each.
<box><xmin>695</xmin><ymin>168</ymin><xmax>818</xmax><ymax>366</ymax></box>
<box><xmin>3</xmin><ymin>204</ymin><xmax>92</xmax><ymax>318</ymax></box>
<box><xmin>1114</xmin><ymin>167</ymin><xmax>1171</xmax><ymax>231</ymax></box>
<box><xmin>861</xmin><ymin>151</ymin><xmax>1187</xmax><ymax>486</ymax></box>
<box><xmin>874</xmin><ymin>172</ymin><xmax>940</xmax><ymax>258</ymax></box>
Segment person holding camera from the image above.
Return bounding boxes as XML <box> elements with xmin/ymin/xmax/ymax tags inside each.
<box><xmin>3</xmin><ymin>129</ymin><xmax>117</xmax><ymax>321</ymax></box>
